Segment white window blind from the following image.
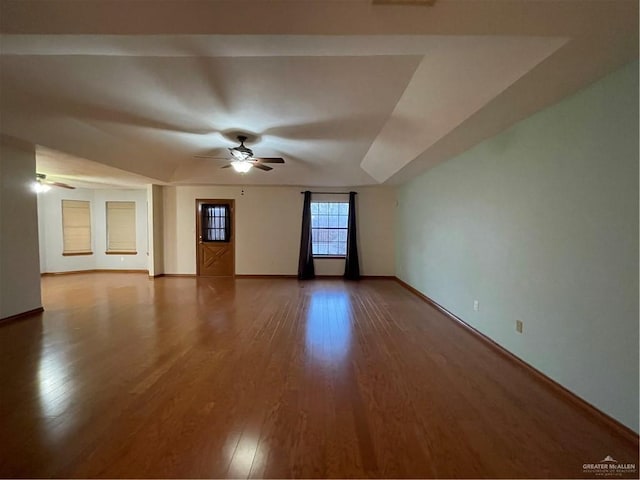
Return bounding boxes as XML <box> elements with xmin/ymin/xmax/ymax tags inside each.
<box><xmin>62</xmin><ymin>200</ymin><xmax>92</xmax><ymax>255</ymax></box>
<box><xmin>106</xmin><ymin>201</ymin><xmax>137</xmax><ymax>253</ymax></box>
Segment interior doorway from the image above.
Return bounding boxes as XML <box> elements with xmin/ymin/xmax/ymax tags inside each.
<box><xmin>195</xmin><ymin>199</ymin><xmax>235</xmax><ymax>277</ymax></box>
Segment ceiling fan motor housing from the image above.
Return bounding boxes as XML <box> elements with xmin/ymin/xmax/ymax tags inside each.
<box><xmin>230</xmin><ymin>135</ymin><xmax>254</xmax><ymax>158</ymax></box>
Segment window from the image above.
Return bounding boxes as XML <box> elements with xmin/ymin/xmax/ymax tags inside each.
<box><xmin>106</xmin><ymin>201</ymin><xmax>137</xmax><ymax>254</ymax></box>
<box><xmin>62</xmin><ymin>200</ymin><xmax>92</xmax><ymax>255</ymax></box>
<box><xmin>201</xmin><ymin>204</ymin><xmax>230</xmax><ymax>242</ymax></box>
<box><xmin>311</xmin><ymin>202</ymin><xmax>349</xmax><ymax>257</ymax></box>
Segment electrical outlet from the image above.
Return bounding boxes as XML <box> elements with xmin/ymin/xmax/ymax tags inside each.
<box><xmin>473</xmin><ymin>300</ymin><xmax>479</xmax><ymax>312</ymax></box>
<box><xmin>516</xmin><ymin>320</ymin><xmax>523</xmax><ymax>333</ymax></box>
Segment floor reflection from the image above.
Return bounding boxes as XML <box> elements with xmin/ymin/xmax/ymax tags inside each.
<box><xmin>227</xmin><ymin>432</ymin><xmax>264</xmax><ymax>478</ymax></box>
<box><xmin>305</xmin><ymin>289</ymin><xmax>352</xmax><ymax>366</ymax></box>
<box><xmin>38</xmin><ymin>347</ymin><xmax>74</xmax><ymax>419</ymax></box>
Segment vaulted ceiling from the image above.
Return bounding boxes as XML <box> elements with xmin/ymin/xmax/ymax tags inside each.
<box><xmin>0</xmin><ymin>0</ymin><xmax>637</xmax><ymax>187</ymax></box>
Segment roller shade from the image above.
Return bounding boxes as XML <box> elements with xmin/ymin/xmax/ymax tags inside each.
<box><xmin>62</xmin><ymin>200</ymin><xmax>92</xmax><ymax>254</ymax></box>
<box><xmin>106</xmin><ymin>201</ymin><xmax>136</xmax><ymax>253</ymax></box>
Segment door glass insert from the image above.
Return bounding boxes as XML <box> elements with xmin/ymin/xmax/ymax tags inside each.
<box><xmin>202</xmin><ymin>204</ymin><xmax>230</xmax><ymax>242</ymax></box>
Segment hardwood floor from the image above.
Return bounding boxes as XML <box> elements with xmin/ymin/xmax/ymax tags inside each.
<box><xmin>0</xmin><ymin>274</ymin><xmax>637</xmax><ymax>478</ymax></box>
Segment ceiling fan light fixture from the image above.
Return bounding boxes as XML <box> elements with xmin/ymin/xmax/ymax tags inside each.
<box><xmin>33</xmin><ymin>180</ymin><xmax>51</xmax><ymax>193</ymax></box>
<box><xmin>229</xmin><ymin>148</ymin><xmax>250</xmax><ymax>161</ymax></box>
<box><xmin>231</xmin><ymin>161</ymin><xmax>253</xmax><ymax>173</ymax></box>
<box><xmin>228</xmin><ymin>135</ymin><xmax>254</xmax><ymax>161</ymax></box>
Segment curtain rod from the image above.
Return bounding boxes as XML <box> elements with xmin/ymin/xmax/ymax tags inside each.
<box><xmin>300</xmin><ymin>191</ymin><xmax>356</xmax><ymax>195</ymax></box>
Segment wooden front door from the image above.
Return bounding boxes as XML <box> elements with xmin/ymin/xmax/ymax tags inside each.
<box><xmin>196</xmin><ymin>199</ymin><xmax>235</xmax><ymax>277</ymax></box>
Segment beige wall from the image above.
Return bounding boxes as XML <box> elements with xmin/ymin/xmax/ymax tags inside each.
<box><xmin>147</xmin><ymin>184</ymin><xmax>165</xmax><ymax>276</ymax></box>
<box><xmin>0</xmin><ymin>136</ymin><xmax>42</xmax><ymax>319</ymax></box>
<box><xmin>396</xmin><ymin>61</ymin><xmax>639</xmax><ymax>431</ymax></box>
<box><xmin>163</xmin><ymin>185</ymin><xmax>395</xmax><ymax>276</ymax></box>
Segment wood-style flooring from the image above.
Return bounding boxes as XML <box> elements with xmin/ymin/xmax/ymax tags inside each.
<box><xmin>0</xmin><ymin>274</ymin><xmax>637</xmax><ymax>478</ymax></box>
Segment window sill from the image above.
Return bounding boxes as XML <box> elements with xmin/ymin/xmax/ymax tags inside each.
<box><xmin>62</xmin><ymin>252</ymin><xmax>93</xmax><ymax>256</ymax></box>
<box><xmin>105</xmin><ymin>251</ymin><xmax>138</xmax><ymax>255</ymax></box>
<box><xmin>313</xmin><ymin>256</ymin><xmax>346</xmax><ymax>259</ymax></box>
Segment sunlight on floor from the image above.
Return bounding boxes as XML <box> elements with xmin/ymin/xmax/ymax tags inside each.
<box><xmin>305</xmin><ymin>289</ymin><xmax>352</xmax><ymax>366</ymax></box>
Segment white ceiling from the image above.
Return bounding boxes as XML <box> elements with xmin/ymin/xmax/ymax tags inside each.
<box><xmin>0</xmin><ymin>0</ymin><xmax>637</xmax><ymax>188</ymax></box>
<box><xmin>35</xmin><ymin>146</ymin><xmax>160</xmax><ymax>189</ymax></box>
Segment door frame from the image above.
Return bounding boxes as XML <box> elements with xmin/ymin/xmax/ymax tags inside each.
<box><xmin>195</xmin><ymin>198</ymin><xmax>235</xmax><ymax>277</ymax></box>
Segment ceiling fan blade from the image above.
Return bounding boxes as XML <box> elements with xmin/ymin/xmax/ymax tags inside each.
<box><xmin>195</xmin><ymin>155</ymin><xmax>229</xmax><ymax>159</ymax></box>
<box><xmin>48</xmin><ymin>181</ymin><xmax>76</xmax><ymax>189</ymax></box>
<box><xmin>254</xmin><ymin>157</ymin><xmax>285</xmax><ymax>164</ymax></box>
<box><xmin>252</xmin><ymin>163</ymin><xmax>273</xmax><ymax>171</ymax></box>
<box><xmin>220</xmin><ymin>164</ymin><xmax>232</xmax><ymax>169</ymax></box>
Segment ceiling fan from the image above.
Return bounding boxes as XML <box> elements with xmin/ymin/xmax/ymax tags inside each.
<box><xmin>195</xmin><ymin>135</ymin><xmax>285</xmax><ymax>173</ymax></box>
<box><xmin>34</xmin><ymin>173</ymin><xmax>75</xmax><ymax>192</ymax></box>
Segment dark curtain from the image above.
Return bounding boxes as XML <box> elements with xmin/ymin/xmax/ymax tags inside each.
<box><xmin>344</xmin><ymin>191</ymin><xmax>360</xmax><ymax>280</ymax></box>
<box><xmin>297</xmin><ymin>190</ymin><xmax>315</xmax><ymax>280</ymax></box>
